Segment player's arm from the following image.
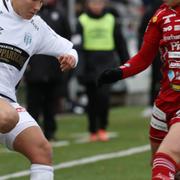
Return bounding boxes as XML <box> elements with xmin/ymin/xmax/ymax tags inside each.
<box><xmin>36</xmin><ymin>17</ymin><xmax>78</xmax><ymax>71</ymax></box>
<box><xmin>98</xmin><ymin>19</ymin><xmax>162</xmax><ymax>85</ymax></box>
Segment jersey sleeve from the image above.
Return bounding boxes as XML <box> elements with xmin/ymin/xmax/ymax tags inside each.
<box><xmin>120</xmin><ymin>16</ymin><xmax>162</xmax><ymax>79</ymax></box>
<box><xmin>35</xmin><ymin>17</ymin><xmax>74</xmax><ymax>57</ymax></box>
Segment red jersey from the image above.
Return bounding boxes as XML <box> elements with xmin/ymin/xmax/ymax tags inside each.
<box><xmin>120</xmin><ymin>4</ymin><xmax>180</xmax><ymax>112</ymax></box>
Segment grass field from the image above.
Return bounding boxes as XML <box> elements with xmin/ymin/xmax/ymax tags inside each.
<box><xmin>0</xmin><ymin>106</ymin><xmax>152</xmax><ymax>180</ymax></box>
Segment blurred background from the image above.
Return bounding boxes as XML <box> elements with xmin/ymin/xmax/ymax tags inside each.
<box><xmin>15</xmin><ymin>0</ymin><xmax>161</xmax><ymax>144</ymax></box>
<box><xmin>0</xmin><ymin>0</ymin><xmax>164</xmax><ymax>179</ymax></box>
<box><xmin>68</xmin><ymin>0</ymin><xmax>151</xmax><ymax>109</ymax></box>
<box><xmin>19</xmin><ymin>0</ymin><xmax>154</xmax><ymax>112</ymax></box>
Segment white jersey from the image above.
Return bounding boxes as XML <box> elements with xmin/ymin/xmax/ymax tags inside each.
<box><xmin>0</xmin><ymin>0</ymin><xmax>78</xmax><ymax>102</ymax></box>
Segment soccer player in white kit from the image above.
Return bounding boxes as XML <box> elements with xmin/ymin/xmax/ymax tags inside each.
<box><xmin>0</xmin><ymin>0</ymin><xmax>78</xmax><ymax>179</ymax></box>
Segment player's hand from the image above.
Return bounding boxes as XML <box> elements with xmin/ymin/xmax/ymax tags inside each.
<box><xmin>58</xmin><ymin>54</ymin><xmax>76</xmax><ymax>72</ymax></box>
<box><xmin>98</xmin><ymin>68</ymin><xmax>123</xmax><ymax>86</ymax></box>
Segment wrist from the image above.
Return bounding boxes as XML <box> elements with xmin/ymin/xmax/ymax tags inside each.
<box><xmin>116</xmin><ymin>68</ymin><xmax>123</xmax><ymax>79</ymax></box>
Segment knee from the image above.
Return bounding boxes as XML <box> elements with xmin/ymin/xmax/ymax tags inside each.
<box><xmin>31</xmin><ymin>140</ymin><xmax>53</xmax><ymax>164</ymax></box>
<box><xmin>40</xmin><ymin>141</ymin><xmax>53</xmax><ymax>159</ymax></box>
<box><xmin>0</xmin><ymin>108</ymin><xmax>19</xmax><ymax>133</ymax></box>
<box><xmin>169</xmin><ymin>147</ymin><xmax>180</xmax><ymax>161</ymax></box>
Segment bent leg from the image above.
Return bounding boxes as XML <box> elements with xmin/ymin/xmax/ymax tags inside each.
<box><xmin>0</xmin><ymin>98</ymin><xmax>19</xmax><ymax>133</ymax></box>
<box><xmin>2</xmin><ymin>103</ymin><xmax>54</xmax><ymax>180</ymax></box>
<box><xmin>149</xmin><ymin>105</ymin><xmax>180</xmax><ymax>179</ymax></box>
<box><xmin>152</xmin><ymin>121</ymin><xmax>180</xmax><ymax>180</ymax></box>
<box><xmin>13</xmin><ymin>126</ymin><xmax>53</xmax><ymax>180</ymax></box>
<box><xmin>13</xmin><ymin>126</ymin><xmax>52</xmax><ymax>164</ymax></box>
<box><xmin>158</xmin><ymin>122</ymin><xmax>180</xmax><ymax>163</ymax></box>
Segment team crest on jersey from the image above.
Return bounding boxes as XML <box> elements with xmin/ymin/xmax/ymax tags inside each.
<box><xmin>168</xmin><ymin>70</ymin><xmax>175</xmax><ymax>81</ymax></box>
<box><xmin>24</xmin><ymin>33</ymin><xmax>32</xmax><ymax>46</ymax></box>
<box><xmin>152</xmin><ymin>16</ymin><xmax>158</xmax><ymax>23</ymax></box>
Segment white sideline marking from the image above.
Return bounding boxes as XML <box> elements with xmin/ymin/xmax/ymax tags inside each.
<box><xmin>51</xmin><ymin>140</ymin><xmax>70</xmax><ymax>147</ymax></box>
<box><xmin>0</xmin><ymin>149</ymin><xmax>10</xmax><ymax>153</ymax></box>
<box><xmin>0</xmin><ymin>144</ymin><xmax>150</xmax><ymax>180</ymax></box>
<box><xmin>0</xmin><ymin>141</ymin><xmax>70</xmax><ymax>154</ymax></box>
<box><xmin>0</xmin><ymin>132</ymin><xmax>119</xmax><ymax>153</ymax></box>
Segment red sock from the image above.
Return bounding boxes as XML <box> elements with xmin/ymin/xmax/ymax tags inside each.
<box><xmin>152</xmin><ymin>152</ymin><xmax>178</xmax><ymax>180</ymax></box>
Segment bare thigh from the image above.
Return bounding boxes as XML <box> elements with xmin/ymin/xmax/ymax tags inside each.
<box><xmin>13</xmin><ymin>126</ymin><xmax>53</xmax><ymax>165</ymax></box>
<box><xmin>0</xmin><ymin>98</ymin><xmax>19</xmax><ymax>133</ymax></box>
<box><xmin>158</xmin><ymin>123</ymin><xmax>180</xmax><ymax>164</ymax></box>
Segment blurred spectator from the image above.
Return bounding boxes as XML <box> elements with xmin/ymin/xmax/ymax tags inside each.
<box><xmin>75</xmin><ymin>0</ymin><xmax>85</xmax><ymax>16</ymax></box>
<box><xmin>75</xmin><ymin>0</ymin><xmax>120</xmax><ymax>19</ymax></box>
<box><xmin>141</xmin><ymin>0</ymin><xmax>151</xmax><ymax>7</ymax></box>
<box><xmin>138</xmin><ymin>0</ymin><xmax>163</xmax><ymax>118</ymax></box>
<box><xmin>111</xmin><ymin>0</ymin><xmax>128</xmax><ymax>4</ymax></box>
<box><xmin>74</xmin><ymin>0</ymin><xmax>129</xmax><ymax>142</ymax></box>
<box><xmin>25</xmin><ymin>0</ymin><xmax>71</xmax><ymax>141</ymax></box>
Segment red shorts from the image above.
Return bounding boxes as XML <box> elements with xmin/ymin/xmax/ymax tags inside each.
<box><xmin>149</xmin><ymin>100</ymin><xmax>180</xmax><ymax>143</ymax></box>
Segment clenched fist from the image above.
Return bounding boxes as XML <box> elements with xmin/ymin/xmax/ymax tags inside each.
<box><xmin>58</xmin><ymin>54</ymin><xmax>76</xmax><ymax>72</ymax></box>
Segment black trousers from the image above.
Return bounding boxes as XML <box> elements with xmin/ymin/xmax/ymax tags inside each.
<box><xmin>85</xmin><ymin>82</ymin><xmax>111</xmax><ymax>133</ymax></box>
<box><xmin>26</xmin><ymin>82</ymin><xmax>59</xmax><ymax>140</ymax></box>
<box><xmin>149</xmin><ymin>58</ymin><xmax>162</xmax><ymax>106</ymax></box>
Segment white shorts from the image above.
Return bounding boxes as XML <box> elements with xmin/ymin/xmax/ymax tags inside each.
<box><xmin>0</xmin><ymin>102</ymin><xmax>39</xmax><ymax>150</ymax></box>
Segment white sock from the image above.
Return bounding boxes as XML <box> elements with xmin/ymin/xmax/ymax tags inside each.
<box><xmin>30</xmin><ymin>164</ymin><xmax>54</xmax><ymax>180</ymax></box>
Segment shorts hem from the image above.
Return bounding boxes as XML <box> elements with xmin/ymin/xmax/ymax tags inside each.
<box><xmin>7</xmin><ymin>122</ymin><xmax>39</xmax><ymax>150</ymax></box>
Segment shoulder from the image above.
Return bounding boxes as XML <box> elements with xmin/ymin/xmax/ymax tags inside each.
<box><xmin>105</xmin><ymin>12</ymin><xmax>115</xmax><ymax>18</ymax></box>
<box><xmin>150</xmin><ymin>4</ymin><xmax>173</xmax><ymax>24</ymax></box>
<box><xmin>32</xmin><ymin>15</ymin><xmax>45</xmax><ymax>26</ymax></box>
<box><xmin>79</xmin><ymin>13</ymin><xmax>89</xmax><ymax>25</ymax></box>
<box><xmin>32</xmin><ymin>14</ymin><xmax>60</xmax><ymax>40</ymax></box>
<box><xmin>79</xmin><ymin>13</ymin><xmax>87</xmax><ymax>20</ymax></box>
<box><xmin>31</xmin><ymin>15</ymin><xmax>49</xmax><ymax>31</ymax></box>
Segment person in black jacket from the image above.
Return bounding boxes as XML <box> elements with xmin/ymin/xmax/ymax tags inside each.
<box><xmin>25</xmin><ymin>0</ymin><xmax>72</xmax><ymax>141</ymax></box>
<box><xmin>74</xmin><ymin>0</ymin><xmax>129</xmax><ymax>142</ymax></box>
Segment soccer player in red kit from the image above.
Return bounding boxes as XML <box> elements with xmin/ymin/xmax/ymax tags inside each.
<box><xmin>98</xmin><ymin>0</ymin><xmax>180</xmax><ymax>179</ymax></box>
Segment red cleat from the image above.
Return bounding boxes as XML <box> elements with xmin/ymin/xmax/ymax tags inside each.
<box><xmin>98</xmin><ymin>129</ymin><xmax>109</xmax><ymax>142</ymax></box>
<box><xmin>90</xmin><ymin>133</ymin><xmax>98</xmax><ymax>142</ymax></box>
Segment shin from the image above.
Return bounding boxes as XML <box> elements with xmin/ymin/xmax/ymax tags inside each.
<box><xmin>13</xmin><ymin>126</ymin><xmax>54</xmax><ymax>180</ymax></box>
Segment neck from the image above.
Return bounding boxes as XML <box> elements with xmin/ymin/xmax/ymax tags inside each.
<box><xmin>11</xmin><ymin>0</ymin><xmax>18</xmax><ymax>14</ymax></box>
